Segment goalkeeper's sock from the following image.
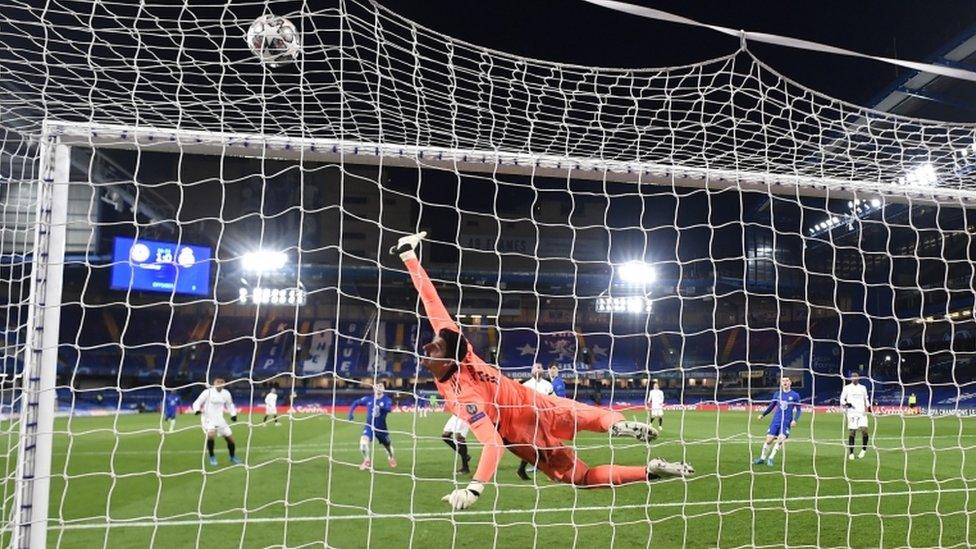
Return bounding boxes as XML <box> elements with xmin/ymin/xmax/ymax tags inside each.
<box><xmin>760</xmin><ymin>443</ymin><xmax>771</xmax><ymax>459</ymax></box>
<box><xmin>227</xmin><ymin>440</ymin><xmax>236</xmax><ymax>458</ymax></box>
<box><xmin>769</xmin><ymin>441</ymin><xmax>781</xmax><ymax>459</ymax></box>
<box><xmin>206</xmin><ymin>439</ymin><xmax>215</xmax><ymax>458</ymax></box>
<box><xmin>457</xmin><ymin>439</ymin><xmax>470</xmax><ymax>463</ymax></box>
<box><xmin>848</xmin><ymin>434</ymin><xmax>855</xmax><ymax>454</ymax></box>
<box><xmin>582</xmin><ymin>465</ymin><xmax>647</xmax><ymax>486</ymax></box>
<box><xmin>862</xmin><ymin>433</ymin><xmax>869</xmax><ymax>450</ymax></box>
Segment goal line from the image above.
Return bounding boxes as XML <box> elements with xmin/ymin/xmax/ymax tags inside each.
<box><xmin>53</xmin><ymin>486</ymin><xmax>974</xmax><ymax>531</ymax></box>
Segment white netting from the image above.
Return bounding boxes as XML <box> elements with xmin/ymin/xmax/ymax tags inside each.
<box><xmin>1</xmin><ymin>1</ymin><xmax>976</xmax><ymax>548</ymax></box>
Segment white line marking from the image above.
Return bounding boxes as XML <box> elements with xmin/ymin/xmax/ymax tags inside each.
<box><xmin>53</xmin><ymin>486</ymin><xmax>976</xmax><ymax>531</ymax></box>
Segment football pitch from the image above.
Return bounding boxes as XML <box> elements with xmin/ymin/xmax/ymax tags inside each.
<box><xmin>9</xmin><ymin>409</ymin><xmax>976</xmax><ymax>548</ymax></box>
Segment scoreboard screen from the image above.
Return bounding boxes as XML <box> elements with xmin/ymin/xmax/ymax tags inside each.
<box><xmin>109</xmin><ymin>237</ymin><xmax>212</xmax><ymax>296</ymax></box>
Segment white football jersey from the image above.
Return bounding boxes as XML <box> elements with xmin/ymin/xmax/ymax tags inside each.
<box><xmin>523</xmin><ymin>377</ymin><xmax>554</xmax><ymax>395</ymax></box>
<box><xmin>840</xmin><ymin>383</ymin><xmax>870</xmax><ymax>413</ymax></box>
<box><xmin>647</xmin><ymin>389</ymin><xmax>665</xmax><ymax>408</ymax></box>
<box><xmin>264</xmin><ymin>392</ymin><xmax>278</xmax><ymax>407</ymax></box>
<box><xmin>192</xmin><ymin>387</ymin><xmax>237</xmax><ymax>424</ymax></box>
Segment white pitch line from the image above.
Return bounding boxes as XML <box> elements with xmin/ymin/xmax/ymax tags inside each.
<box><xmin>46</xmin><ymin>433</ymin><xmax>976</xmax><ymax>457</ymax></box>
<box><xmin>53</xmin><ymin>486</ymin><xmax>976</xmax><ymax>531</ymax></box>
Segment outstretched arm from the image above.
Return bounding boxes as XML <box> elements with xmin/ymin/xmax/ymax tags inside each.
<box><xmin>792</xmin><ymin>402</ymin><xmax>802</xmax><ymax>423</ymax></box>
<box><xmin>396</xmin><ymin>232</ymin><xmax>459</xmax><ymax>334</ymax></box>
<box><xmin>403</xmin><ymin>257</ymin><xmax>460</xmax><ymax>334</ymax></box>
<box><xmin>760</xmin><ymin>400</ymin><xmax>776</xmax><ymax>418</ymax></box>
<box><xmin>467</xmin><ymin>416</ymin><xmax>505</xmax><ymax>484</ymax></box>
<box><xmin>441</xmin><ymin>405</ymin><xmax>505</xmax><ymax>511</ymax></box>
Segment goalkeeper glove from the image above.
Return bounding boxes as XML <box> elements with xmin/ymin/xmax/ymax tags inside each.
<box><xmin>194</xmin><ymin>410</ymin><xmax>201</xmax><ymax>416</ymax></box>
<box><xmin>231</xmin><ymin>415</ymin><xmax>238</xmax><ymax>422</ymax></box>
<box><xmin>442</xmin><ymin>481</ymin><xmax>483</xmax><ymax>511</ymax></box>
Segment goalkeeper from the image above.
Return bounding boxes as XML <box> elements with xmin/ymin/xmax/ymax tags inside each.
<box><xmin>394</xmin><ymin>232</ymin><xmax>693</xmax><ymax>511</ymax></box>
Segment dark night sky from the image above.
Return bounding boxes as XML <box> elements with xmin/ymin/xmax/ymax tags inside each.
<box><xmin>379</xmin><ymin>0</ymin><xmax>976</xmax><ymax>120</ymax></box>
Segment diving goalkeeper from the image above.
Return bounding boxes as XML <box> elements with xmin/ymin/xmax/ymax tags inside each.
<box><xmin>394</xmin><ymin>232</ymin><xmax>693</xmax><ymax>511</ymax></box>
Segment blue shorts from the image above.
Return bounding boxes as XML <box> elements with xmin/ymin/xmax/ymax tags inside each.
<box><xmin>362</xmin><ymin>425</ymin><xmax>391</xmax><ymax>446</ymax></box>
<box><xmin>767</xmin><ymin>422</ymin><xmax>791</xmax><ymax>438</ymax></box>
<box><xmin>164</xmin><ymin>411</ymin><xmax>177</xmax><ymax>421</ymax></box>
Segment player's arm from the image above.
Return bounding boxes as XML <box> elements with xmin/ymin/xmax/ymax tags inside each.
<box><xmin>192</xmin><ymin>390</ymin><xmax>207</xmax><ymax>415</ymax></box>
<box><xmin>758</xmin><ymin>398</ymin><xmax>776</xmax><ymax>419</ymax></box>
<box><xmin>395</xmin><ymin>232</ymin><xmax>460</xmax><ymax>334</ymax></box>
<box><xmin>347</xmin><ymin>397</ymin><xmax>363</xmax><ymax>421</ymax></box>
<box><xmin>442</xmin><ymin>403</ymin><xmax>504</xmax><ymax>511</ymax></box>
<box><xmin>791</xmin><ymin>399</ymin><xmax>802</xmax><ymax>426</ymax></box>
<box><xmin>840</xmin><ymin>386</ymin><xmax>851</xmax><ymax>408</ymax></box>
<box><xmin>225</xmin><ymin>392</ymin><xmax>238</xmax><ymax>421</ymax></box>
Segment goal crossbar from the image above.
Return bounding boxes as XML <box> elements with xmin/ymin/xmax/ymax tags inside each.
<box><xmin>44</xmin><ymin>120</ymin><xmax>976</xmax><ymax>205</ymax></box>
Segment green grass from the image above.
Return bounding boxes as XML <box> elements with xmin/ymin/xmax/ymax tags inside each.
<box><xmin>10</xmin><ymin>409</ymin><xmax>976</xmax><ymax>548</ymax></box>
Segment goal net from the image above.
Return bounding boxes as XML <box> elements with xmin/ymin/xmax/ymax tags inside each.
<box><xmin>2</xmin><ymin>1</ymin><xmax>976</xmax><ymax>547</ymax></box>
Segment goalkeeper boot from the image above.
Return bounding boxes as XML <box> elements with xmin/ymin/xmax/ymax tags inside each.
<box><xmin>647</xmin><ymin>458</ymin><xmax>694</xmax><ymax>478</ymax></box>
<box><xmin>229</xmin><ymin>456</ymin><xmax>242</xmax><ymax>465</ymax></box>
<box><xmin>611</xmin><ymin>420</ymin><xmax>658</xmax><ymax>443</ymax></box>
<box><xmin>391</xmin><ymin>231</ymin><xmax>427</xmax><ymax>257</ymax></box>
<box><xmin>857</xmin><ymin>449</ymin><xmax>866</xmax><ymax>459</ymax></box>
<box><xmin>208</xmin><ymin>455</ymin><xmax>218</xmax><ymax>466</ymax></box>
<box><xmin>848</xmin><ymin>453</ymin><xmax>855</xmax><ymax>461</ymax></box>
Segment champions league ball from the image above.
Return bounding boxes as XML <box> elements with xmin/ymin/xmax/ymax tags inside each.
<box><xmin>246</xmin><ymin>15</ymin><xmax>300</xmax><ymax>67</ymax></box>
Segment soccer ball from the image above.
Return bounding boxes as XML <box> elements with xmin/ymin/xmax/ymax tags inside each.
<box><xmin>246</xmin><ymin>15</ymin><xmax>300</xmax><ymax>67</ymax></box>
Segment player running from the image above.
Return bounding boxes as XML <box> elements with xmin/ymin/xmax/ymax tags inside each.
<box><xmin>191</xmin><ymin>378</ymin><xmax>241</xmax><ymax>466</ymax></box>
<box><xmin>394</xmin><ymin>231</ymin><xmax>692</xmax><ymax>510</ymax></box>
<box><xmin>348</xmin><ymin>382</ymin><xmax>397</xmax><ymax>470</ymax></box>
<box><xmin>646</xmin><ymin>381</ymin><xmax>665</xmax><ymax>431</ymax></box>
<box><xmin>840</xmin><ymin>372</ymin><xmax>871</xmax><ymax>460</ymax></box>
<box><xmin>162</xmin><ymin>389</ymin><xmax>181</xmax><ymax>432</ymax></box>
<box><xmin>262</xmin><ymin>387</ymin><xmax>280</xmax><ymax>426</ymax></box>
<box><xmin>753</xmin><ymin>376</ymin><xmax>802</xmax><ymax>466</ymax></box>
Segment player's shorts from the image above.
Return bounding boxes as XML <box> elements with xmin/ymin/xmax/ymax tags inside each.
<box><xmin>650</xmin><ymin>407</ymin><xmax>664</xmax><ymax>418</ymax></box>
<box><xmin>908</xmin><ymin>402</ymin><xmax>917</xmax><ymax>409</ymax></box>
<box><xmin>443</xmin><ymin>415</ymin><xmax>470</xmax><ymax>437</ymax></box>
<box><xmin>265</xmin><ymin>406</ymin><xmax>277</xmax><ymax>416</ymax></box>
<box><xmin>847</xmin><ymin>412</ymin><xmax>868</xmax><ymax>429</ymax></box>
<box><xmin>767</xmin><ymin>422</ymin><xmax>791</xmax><ymax>438</ymax></box>
<box><xmin>201</xmin><ymin>419</ymin><xmax>232</xmax><ymax>437</ymax></box>
<box><xmin>362</xmin><ymin>425</ymin><xmax>391</xmax><ymax>446</ymax></box>
<box><xmin>164</xmin><ymin>411</ymin><xmax>177</xmax><ymax>421</ymax></box>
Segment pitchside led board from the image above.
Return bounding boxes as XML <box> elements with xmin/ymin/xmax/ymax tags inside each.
<box><xmin>109</xmin><ymin>236</ymin><xmax>212</xmax><ymax>296</ymax></box>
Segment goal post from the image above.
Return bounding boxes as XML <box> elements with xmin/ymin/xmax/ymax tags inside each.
<box><xmin>11</xmin><ymin>138</ymin><xmax>69</xmax><ymax>549</ymax></box>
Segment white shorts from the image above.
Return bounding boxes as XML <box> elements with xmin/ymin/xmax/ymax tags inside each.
<box><xmin>202</xmin><ymin>419</ymin><xmax>232</xmax><ymax>437</ymax></box>
<box><xmin>265</xmin><ymin>406</ymin><xmax>277</xmax><ymax>416</ymax></box>
<box><xmin>443</xmin><ymin>415</ymin><xmax>470</xmax><ymax>437</ymax></box>
<box><xmin>847</xmin><ymin>412</ymin><xmax>868</xmax><ymax>430</ymax></box>
<box><xmin>650</xmin><ymin>407</ymin><xmax>664</xmax><ymax>418</ymax></box>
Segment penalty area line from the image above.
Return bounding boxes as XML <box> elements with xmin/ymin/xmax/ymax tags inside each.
<box><xmin>54</xmin><ymin>486</ymin><xmax>974</xmax><ymax>531</ymax></box>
